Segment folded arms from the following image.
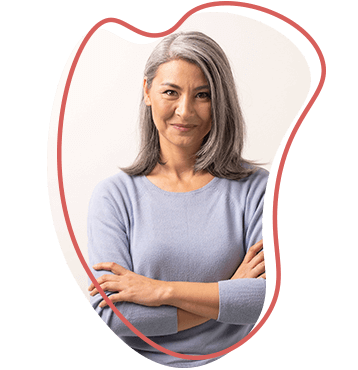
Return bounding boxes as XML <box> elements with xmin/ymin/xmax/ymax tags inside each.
<box><xmin>89</xmin><ymin>240</ymin><xmax>265</xmax><ymax>334</ymax></box>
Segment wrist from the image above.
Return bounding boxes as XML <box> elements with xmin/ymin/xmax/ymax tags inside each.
<box><xmin>161</xmin><ymin>281</ymin><xmax>175</xmax><ymax>306</ymax></box>
<box><xmin>161</xmin><ymin>281</ymin><xmax>219</xmax><ymax>319</ymax></box>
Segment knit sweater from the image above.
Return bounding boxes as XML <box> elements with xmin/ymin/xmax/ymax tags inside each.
<box><xmin>88</xmin><ymin>168</ymin><xmax>268</xmax><ymax>367</ymax></box>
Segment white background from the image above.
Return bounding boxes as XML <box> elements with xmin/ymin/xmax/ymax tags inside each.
<box><xmin>48</xmin><ymin>11</ymin><xmax>311</xmax><ymax>303</ymax></box>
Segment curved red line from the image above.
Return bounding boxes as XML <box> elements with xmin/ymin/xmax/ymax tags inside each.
<box><xmin>57</xmin><ymin>1</ymin><xmax>326</xmax><ymax>362</ymax></box>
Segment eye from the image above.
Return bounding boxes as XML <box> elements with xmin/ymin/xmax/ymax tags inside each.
<box><xmin>162</xmin><ymin>90</ymin><xmax>178</xmax><ymax>97</ymax></box>
<box><xmin>196</xmin><ymin>92</ymin><xmax>211</xmax><ymax>99</ymax></box>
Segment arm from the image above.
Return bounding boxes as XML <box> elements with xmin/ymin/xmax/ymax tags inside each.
<box><xmin>89</xmin><ymin>240</ymin><xmax>265</xmax><ymax>326</ymax></box>
<box><xmin>173</xmin><ymin>170</ymin><xmax>268</xmax><ymax>325</ymax></box>
<box><xmin>167</xmin><ymin>239</ymin><xmax>265</xmax><ymax>322</ymax></box>
<box><xmin>90</xmin><ymin>170</ymin><xmax>268</xmax><ymax>329</ymax></box>
<box><xmin>87</xmin><ymin>180</ymin><xmax>178</xmax><ymax>337</ymax></box>
<box><xmin>166</xmin><ymin>282</ymin><xmax>219</xmax><ymax>319</ymax></box>
<box><xmin>217</xmin><ymin>169</ymin><xmax>267</xmax><ymax>324</ymax></box>
<box><xmin>177</xmin><ymin>309</ymin><xmax>210</xmax><ymax>331</ymax></box>
<box><xmin>176</xmin><ymin>240</ymin><xmax>265</xmax><ymax>330</ymax></box>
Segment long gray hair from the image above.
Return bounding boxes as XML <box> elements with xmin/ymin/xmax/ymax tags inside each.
<box><xmin>121</xmin><ymin>31</ymin><xmax>257</xmax><ymax>180</ymax></box>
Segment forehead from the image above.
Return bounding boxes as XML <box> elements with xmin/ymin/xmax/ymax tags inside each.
<box><xmin>153</xmin><ymin>59</ymin><xmax>208</xmax><ymax>86</ymax></box>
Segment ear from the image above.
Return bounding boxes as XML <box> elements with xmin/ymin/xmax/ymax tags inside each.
<box><xmin>143</xmin><ymin>79</ymin><xmax>151</xmax><ymax>106</ymax></box>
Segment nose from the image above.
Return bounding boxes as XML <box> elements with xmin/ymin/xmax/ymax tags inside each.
<box><xmin>175</xmin><ymin>95</ymin><xmax>194</xmax><ymax>120</ymax></box>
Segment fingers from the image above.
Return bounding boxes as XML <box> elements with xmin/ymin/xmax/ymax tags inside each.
<box><xmin>250</xmin><ymin>250</ymin><xmax>265</xmax><ymax>278</ymax></box>
<box><xmin>252</xmin><ymin>260</ymin><xmax>265</xmax><ymax>278</ymax></box>
<box><xmin>98</xmin><ymin>293</ymin><xmax>123</xmax><ymax>308</ymax></box>
<box><xmin>245</xmin><ymin>240</ymin><xmax>263</xmax><ymax>262</ymax></box>
<box><xmin>258</xmin><ymin>273</ymin><xmax>266</xmax><ymax>279</ymax></box>
<box><xmin>89</xmin><ymin>281</ymin><xmax>122</xmax><ymax>296</ymax></box>
<box><xmin>88</xmin><ymin>273</ymin><xmax>121</xmax><ymax>292</ymax></box>
<box><xmin>244</xmin><ymin>241</ymin><xmax>264</xmax><ymax>275</ymax></box>
<box><xmin>93</xmin><ymin>262</ymin><xmax>127</xmax><ymax>275</ymax></box>
<box><xmin>251</xmin><ymin>239</ymin><xmax>263</xmax><ymax>254</ymax></box>
<box><xmin>88</xmin><ymin>263</ymin><xmax>128</xmax><ymax>291</ymax></box>
<box><xmin>88</xmin><ymin>270</ymin><xmax>125</xmax><ymax>308</ymax></box>
<box><xmin>251</xmin><ymin>250</ymin><xmax>264</xmax><ymax>266</ymax></box>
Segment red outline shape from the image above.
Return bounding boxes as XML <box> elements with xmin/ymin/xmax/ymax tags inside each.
<box><xmin>57</xmin><ymin>1</ymin><xmax>326</xmax><ymax>362</ymax></box>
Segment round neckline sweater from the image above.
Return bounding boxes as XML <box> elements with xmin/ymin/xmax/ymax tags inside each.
<box><xmin>88</xmin><ymin>168</ymin><xmax>268</xmax><ymax>367</ymax></box>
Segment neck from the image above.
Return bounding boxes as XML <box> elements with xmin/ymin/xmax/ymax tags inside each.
<box><xmin>155</xmin><ymin>140</ymin><xmax>201</xmax><ymax>181</ymax></box>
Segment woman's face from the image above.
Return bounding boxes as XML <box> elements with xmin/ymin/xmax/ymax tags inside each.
<box><xmin>144</xmin><ymin>59</ymin><xmax>212</xmax><ymax>152</ymax></box>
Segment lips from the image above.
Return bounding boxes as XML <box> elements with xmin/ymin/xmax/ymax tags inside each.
<box><xmin>170</xmin><ymin>124</ymin><xmax>196</xmax><ymax>132</ymax></box>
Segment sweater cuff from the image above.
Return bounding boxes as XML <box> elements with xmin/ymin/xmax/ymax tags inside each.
<box><xmin>111</xmin><ymin>302</ymin><xmax>179</xmax><ymax>337</ymax></box>
<box><xmin>132</xmin><ymin>304</ymin><xmax>179</xmax><ymax>336</ymax></box>
<box><xmin>217</xmin><ymin>279</ymin><xmax>266</xmax><ymax>325</ymax></box>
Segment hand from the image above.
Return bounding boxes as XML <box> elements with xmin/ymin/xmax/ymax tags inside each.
<box><xmin>88</xmin><ymin>262</ymin><xmax>170</xmax><ymax>308</ymax></box>
<box><xmin>231</xmin><ymin>240</ymin><xmax>265</xmax><ymax>280</ymax></box>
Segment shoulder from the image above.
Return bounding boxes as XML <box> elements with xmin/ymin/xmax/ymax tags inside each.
<box><xmin>211</xmin><ymin>167</ymin><xmax>268</xmax><ymax>219</ymax></box>
<box><xmin>217</xmin><ymin>167</ymin><xmax>269</xmax><ymax>199</ymax></box>
<box><xmin>239</xmin><ymin>167</ymin><xmax>269</xmax><ymax>208</ymax></box>
<box><xmin>89</xmin><ymin>171</ymin><xmax>147</xmax><ymax>209</ymax></box>
<box><xmin>241</xmin><ymin>167</ymin><xmax>269</xmax><ymax>193</ymax></box>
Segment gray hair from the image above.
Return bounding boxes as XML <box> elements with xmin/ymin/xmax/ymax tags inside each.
<box><xmin>121</xmin><ymin>31</ymin><xmax>257</xmax><ymax>180</ymax></box>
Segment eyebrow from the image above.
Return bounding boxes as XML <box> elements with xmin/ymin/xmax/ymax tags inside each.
<box><xmin>160</xmin><ymin>82</ymin><xmax>210</xmax><ymax>91</ymax></box>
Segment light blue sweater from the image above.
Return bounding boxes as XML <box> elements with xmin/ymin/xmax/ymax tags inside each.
<box><xmin>88</xmin><ymin>168</ymin><xmax>268</xmax><ymax>367</ymax></box>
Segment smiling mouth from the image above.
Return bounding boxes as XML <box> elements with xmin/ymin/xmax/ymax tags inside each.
<box><xmin>170</xmin><ymin>124</ymin><xmax>196</xmax><ymax>132</ymax></box>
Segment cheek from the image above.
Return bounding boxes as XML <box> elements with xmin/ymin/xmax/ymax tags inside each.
<box><xmin>152</xmin><ymin>101</ymin><xmax>173</xmax><ymax>122</ymax></box>
<box><xmin>201</xmin><ymin>107</ymin><xmax>212</xmax><ymax>126</ymax></box>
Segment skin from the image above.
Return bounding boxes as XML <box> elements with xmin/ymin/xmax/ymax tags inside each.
<box><xmin>144</xmin><ymin>59</ymin><xmax>214</xmax><ymax>192</ymax></box>
<box><xmin>89</xmin><ymin>59</ymin><xmax>266</xmax><ymax>331</ymax></box>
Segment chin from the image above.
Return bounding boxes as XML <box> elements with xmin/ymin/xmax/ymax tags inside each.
<box><xmin>159</xmin><ymin>131</ymin><xmax>206</xmax><ymax>152</ymax></box>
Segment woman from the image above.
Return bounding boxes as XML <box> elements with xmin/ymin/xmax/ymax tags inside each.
<box><xmin>87</xmin><ymin>31</ymin><xmax>268</xmax><ymax>367</ymax></box>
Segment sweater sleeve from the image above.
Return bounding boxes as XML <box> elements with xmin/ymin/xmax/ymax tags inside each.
<box><xmin>87</xmin><ymin>179</ymin><xmax>178</xmax><ymax>337</ymax></box>
<box><xmin>217</xmin><ymin>169</ymin><xmax>268</xmax><ymax>325</ymax></box>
